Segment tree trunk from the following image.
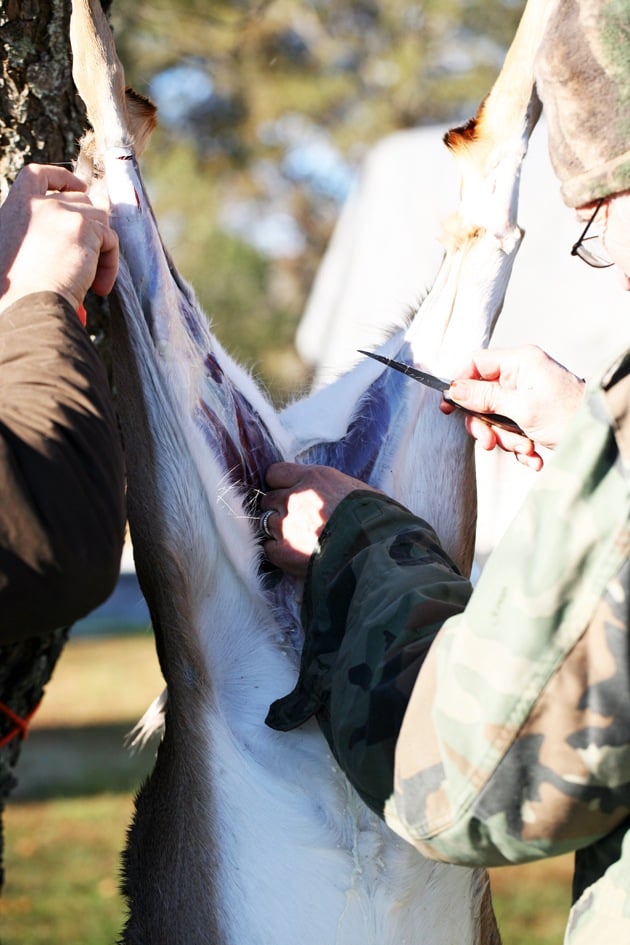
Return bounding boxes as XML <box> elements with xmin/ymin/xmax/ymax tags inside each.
<box><xmin>0</xmin><ymin>0</ymin><xmax>85</xmax><ymax>196</ymax></box>
<box><xmin>0</xmin><ymin>0</ymin><xmax>112</xmax><ymax>890</ymax></box>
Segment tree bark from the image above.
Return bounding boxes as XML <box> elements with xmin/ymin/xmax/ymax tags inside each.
<box><xmin>0</xmin><ymin>0</ymin><xmax>112</xmax><ymax>890</ymax></box>
<box><xmin>0</xmin><ymin>0</ymin><xmax>87</xmax><ymax>197</ymax></box>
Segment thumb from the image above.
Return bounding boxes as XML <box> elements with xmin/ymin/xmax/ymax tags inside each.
<box><xmin>447</xmin><ymin>378</ymin><xmax>506</xmax><ymax>415</ymax></box>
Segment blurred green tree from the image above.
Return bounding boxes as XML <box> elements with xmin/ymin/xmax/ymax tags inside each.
<box><xmin>106</xmin><ymin>0</ymin><xmax>524</xmax><ymax>401</ymax></box>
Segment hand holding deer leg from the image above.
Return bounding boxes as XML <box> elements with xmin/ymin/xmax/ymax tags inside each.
<box><xmin>0</xmin><ymin>164</ymin><xmax>119</xmax><ymax>315</ymax></box>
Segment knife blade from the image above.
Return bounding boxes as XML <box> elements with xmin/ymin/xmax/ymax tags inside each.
<box><xmin>358</xmin><ymin>349</ymin><xmax>526</xmax><ymax>437</ymax></box>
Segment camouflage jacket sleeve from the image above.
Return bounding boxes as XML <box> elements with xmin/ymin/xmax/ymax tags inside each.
<box><xmin>266</xmin><ymin>491</ymin><xmax>472</xmax><ymax>814</ymax></box>
<box><xmin>385</xmin><ymin>350</ymin><xmax>630</xmax><ymax>940</ymax></box>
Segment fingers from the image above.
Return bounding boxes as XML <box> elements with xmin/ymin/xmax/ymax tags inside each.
<box><xmin>464</xmin><ymin>415</ymin><xmax>499</xmax><ymax>451</ymax></box>
<box><xmin>20</xmin><ymin>165</ymin><xmax>115</xmax><ymax>276</ymax></box>
<box><xmin>464</xmin><ymin>346</ymin><xmax>525</xmax><ymax>381</ymax></box>
<box><xmin>16</xmin><ymin>163</ymin><xmax>87</xmax><ymax>197</ymax></box>
<box><xmin>260</xmin><ymin>463</ymin><xmax>310</xmax><ymax>551</ymax></box>
<box><xmin>259</xmin><ymin>466</ymin><xmax>303</xmax><ymax>550</ymax></box>
<box><xmin>464</xmin><ymin>415</ymin><xmax>532</xmax><ymax>455</ymax></box>
<box><xmin>515</xmin><ymin>452</ymin><xmax>544</xmax><ymax>472</ymax></box>
<box><xmin>259</xmin><ymin>486</ymin><xmax>323</xmax><ymax>578</ymax></box>
<box><xmin>264</xmin><ymin>461</ymin><xmax>305</xmax><ymax>490</ymax></box>
<box><xmin>442</xmin><ymin>367</ymin><xmax>544</xmax><ymax>465</ymax></box>
<box><xmin>447</xmin><ymin>377</ymin><xmax>507</xmax><ymax>416</ymax></box>
<box><xmin>0</xmin><ymin>177</ymin><xmax>119</xmax><ymax>314</ymax></box>
<box><xmin>260</xmin><ymin>492</ymin><xmax>286</xmax><ymax>539</ymax></box>
<box><xmin>261</xmin><ymin>463</ymin><xmax>378</xmax><ymax>577</ymax></box>
<box><xmin>90</xmin><ymin>223</ymin><xmax>119</xmax><ymax>297</ymax></box>
<box><xmin>39</xmin><ymin>185</ymin><xmax>119</xmax><ymax>300</ymax></box>
<box><xmin>44</xmin><ymin>197</ymin><xmax>119</xmax><ymax>305</ymax></box>
<box><xmin>441</xmin><ymin>349</ymin><xmax>524</xmax><ymax>420</ymax></box>
<box><xmin>438</xmin><ymin>397</ymin><xmax>457</xmax><ymax>416</ymax></box>
<box><xmin>464</xmin><ymin>416</ymin><xmax>543</xmax><ymax>470</ymax></box>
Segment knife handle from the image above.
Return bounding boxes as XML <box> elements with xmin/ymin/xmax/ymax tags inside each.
<box><xmin>443</xmin><ymin>396</ymin><xmax>526</xmax><ymax>437</ymax></box>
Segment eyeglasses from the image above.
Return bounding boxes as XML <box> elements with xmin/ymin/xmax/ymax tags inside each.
<box><xmin>570</xmin><ymin>198</ymin><xmax>614</xmax><ymax>268</ymax></box>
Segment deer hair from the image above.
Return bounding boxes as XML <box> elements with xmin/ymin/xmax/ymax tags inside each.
<box><xmin>68</xmin><ymin>1</ymin><xmax>550</xmax><ymax>943</ymax></box>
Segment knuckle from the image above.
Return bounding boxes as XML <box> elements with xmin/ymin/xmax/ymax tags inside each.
<box><xmin>20</xmin><ymin>163</ymin><xmax>38</xmax><ymax>179</ymax></box>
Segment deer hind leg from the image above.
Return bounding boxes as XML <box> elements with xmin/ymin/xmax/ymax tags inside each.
<box><xmin>408</xmin><ymin>0</ymin><xmax>552</xmax><ymax>363</ymax></box>
<box><xmin>381</xmin><ymin>0</ymin><xmax>553</xmax><ymax>570</ymax></box>
<box><xmin>71</xmin><ymin>0</ymin><xmax>157</xmax><ymax>194</ymax></box>
<box><xmin>433</xmin><ymin>0</ymin><xmax>552</xmax><ymax>300</ymax></box>
<box><xmin>70</xmin><ymin>0</ymin><xmax>132</xmax><ymax>151</ymax></box>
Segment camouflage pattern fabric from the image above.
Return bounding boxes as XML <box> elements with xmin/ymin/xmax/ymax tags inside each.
<box><xmin>386</xmin><ymin>350</ymin><xmax>630</xmax><ymax>943</ymax></box>
<box><xmin>267</xmin><ymin>348</ymin><xmax>630</xmax><ymax>941</ymax></box>
<box><xmin>535</xmin><ymin>0</ymin><xmax>630</xmax><ymax>207</ymax></box>
<box><xmin>266</xmin><ymin>492</ymin><xmax>472</xmax><ymax>814</ymax></box>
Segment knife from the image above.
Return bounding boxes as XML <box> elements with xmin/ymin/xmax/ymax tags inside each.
<box><xmin>358</xmin><ymin>349</ymin><xmax>526</xmax><ymax>436</ymax></box>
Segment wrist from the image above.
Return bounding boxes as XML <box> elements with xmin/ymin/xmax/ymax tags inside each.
<box><xmin>0</xmin><ymin>290</ymin><xmax>80</xmax><ymax>325</ymax></box>
<box><xmin>0</xmin><ymin>283</ymin><xmax>81</xmax><ymax>317</ymax></box>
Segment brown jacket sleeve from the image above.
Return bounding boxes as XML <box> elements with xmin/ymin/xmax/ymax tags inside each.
<box><xmin>0</xmin><ymin>292</ymin><xmax>126</xmax><ymax>643</ymax></box>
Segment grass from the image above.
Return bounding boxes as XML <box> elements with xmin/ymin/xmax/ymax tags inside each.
<box><xmin>0</xmin><ymin>634</ymin><xmax>573</xmax><ymax>944</ymax></box>
<box><xmin>2</xmin><ymin>796</ymin><xmax>132</xmax><ymax>945</ymax></box>
<box><xmin>1</xmin><ymin>634</ymin><xmax>163</xmax><ymax>945</ymax></box>
<box><xmin>490</xmin><ymin>857</ymin><xmax>573</xmax><ymax>945</ymax></box>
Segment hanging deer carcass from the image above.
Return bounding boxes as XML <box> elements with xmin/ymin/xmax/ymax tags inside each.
<box><xmin>69</xmin><ymin>0</ymin><xmax>550</xmax><ymax>942</ymax></box>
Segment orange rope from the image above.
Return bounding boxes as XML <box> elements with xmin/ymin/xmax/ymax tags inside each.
<box><xmin>0</xmin><ymin>700</ymin><xmax>41</xmax><ymax>749</ymax></box>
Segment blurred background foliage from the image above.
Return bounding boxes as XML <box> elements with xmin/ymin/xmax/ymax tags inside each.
<box><xmin>107</xmin><ymin>0</ymin><xmax>525</xmax><ymax>401</ymax></box>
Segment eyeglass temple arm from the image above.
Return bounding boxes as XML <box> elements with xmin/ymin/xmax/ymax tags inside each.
<box><xmin>571</xmin><ymin>197</ymin><xmax>605</xmax><ymax>256</ymax></box>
